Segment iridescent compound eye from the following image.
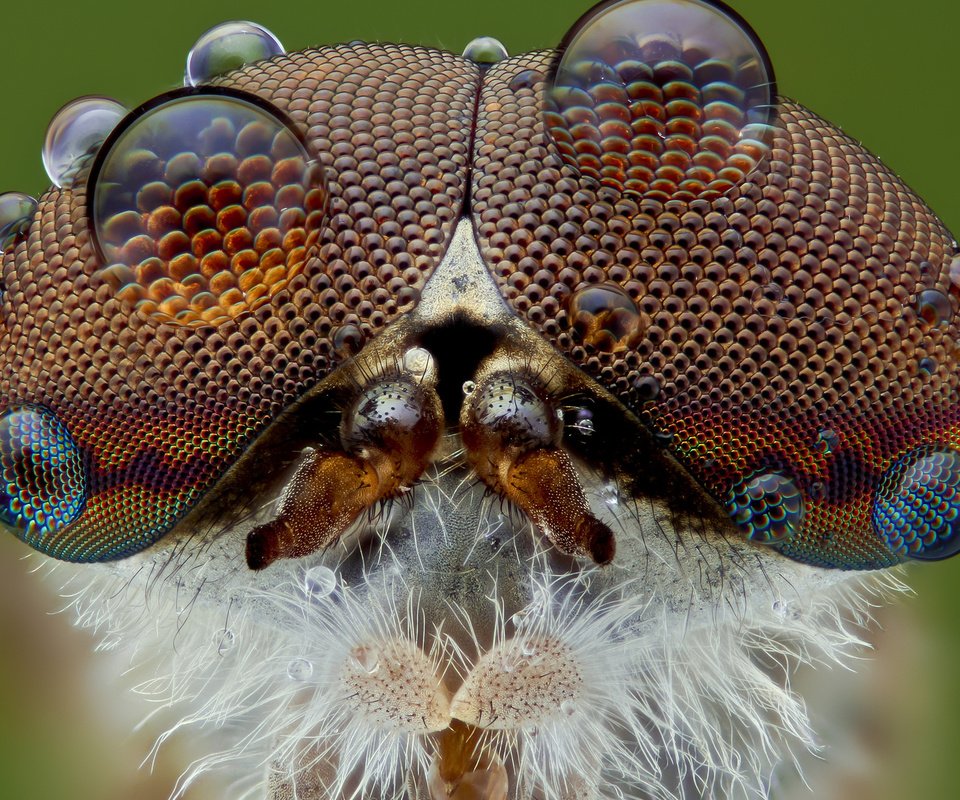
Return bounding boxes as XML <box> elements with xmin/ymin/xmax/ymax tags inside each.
<box><xmin>544</xmin><ymin>0</ymin><xmax>775</xmax><ymax>200</ymax></box>
<box><xmin>89</xmin><ymin>88</ymin><xmax>327</xmax><ymax>328</ymax></box>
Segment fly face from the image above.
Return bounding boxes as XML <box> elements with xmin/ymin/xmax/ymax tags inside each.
<box><xmin>1</xmin><ymin>2</ymin><xmax>958</xmax><ymax>798</ymax></box>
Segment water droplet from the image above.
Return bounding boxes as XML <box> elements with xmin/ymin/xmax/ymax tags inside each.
<box><xmin>560</xmin><ymin>699</ymin><xmax>577</xmax><ymax>717</ymax></box>
<box><xmin>462</xmin><ymin>380</ymin><xmax>477</xmax><ymax>396</ymax></box>
<box><xmin>520</xmin><ymin>639</ymin><xmax>538</xmax><ymax>657</ymax></box>
<box><xmin>509</xmin><ymin>69</ymin><xmax>544</xmax><ymax>92</ymax></box>
<box><xmin>568</xmin><ymin>282</ymin><xmax>645</xmax><ymax>352</ymax></box>
<box><xmin>571</xmin><ymin>408</ymin><xmax>595</xmax><ymax>435</ymax></box>
<box><xmin>873</xmin><ymin>446</ymin><xmax>960</xmax><ymax>561</ymax></box>
<box><xmin>0</xmin><ymin>406</ymin><xmax>86</xmax><ymax>543</ymax></box>
<box><xmin>633</xmin><ymin>374</ymin><xmax>661</xmax><ymax>401</ymax></box>
<box><xmin>0</xmin><ymin>192</ymin><xmax>37</xmax><ymax>250</ymax></box>
<box><xmin>462</xmin><ymin>36</ymin><xmax>508</xmax><ymax>65</ymax></box>
<box><xmin>919</xmin><ymin>356</ymin><xmax>938</xmax><ymax>376</ymax></box>
<box><xmin>915</xmin><ymin>289</ymin><xmax>952</xmax><ymax>327</ymax></box>
<box><xmin>287</xmin><ymin>657</ymin><xmax>314</xmax><ymax>681</ymax></box>
<box><xmin>816</xmin><ymin>428</ymin><xmax>839</xmax><ymax>455</ymax></box>
<box><xmin>185</xmin><ymin>21</ymin><xmax>284</xmax><ymax>86</ymax></box>
<box><xmin>726</xmin><ymin>471</ymin><xmax>804</xmax><ymax>544</ymax></box>
<box><xmin>90</xmin><ymin>90</ymin><xmax>326</xmax><ymax>328</ymax></box>
<box><xmin>402</xmin><ymin>346</ymin><xmax>436</xmax><ymax>381</ymax></box>
<box><xmin>948</xmin><ymin>256</ymin><xmax>960</xmax><ymax>306</ymax></box>
<box><xmin>43</xmin><ymin>97</ymin><xmax>127</xmax><ymax>187</ymax></box>
<box><xmin>215</xmin><ymin>628</ymin><xmax>236</xmax><ymax>654</ymax></box>
<box><xmin>333</xmin><ymin>324</ymin><xmax>363</xmax><ymax>358</ymax></box>
<box><xmin>544</xmin><ymin>0</ymin><xmax>775</xmax><ymax>201</ymax></box>
<box><xmin>809</xmin><ymin>481</ymin><xmax>826</xmax><ymax>501</ymax></box>
<box><xmin>304</xmin><ymin>565</ymin><xmax>336</xmax><ymax>598</ymax></box>
<box><xmin>350</xmin><ymin>645</ymin><xmax>380</xmax><ymax>674</ymax></box>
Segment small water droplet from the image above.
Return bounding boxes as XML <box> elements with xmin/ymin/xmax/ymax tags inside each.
<box><xmin>560</xmin><ymin>699</ymin><xmax>577</xmax><ymax>717</ymax></box>
<box><xmin>333</xmin><ymin>324</ymin><xmax>363</xmax><ymax>358</ymax></box>
<box><xmin>571</xmin><ymin>408</ymin><xmax>595</xmax><ymax>435</ymax></box>
<box><xmin>919</xmin><ymin>356</ymin><xmax>938</xmax><ymax>375</ymax></box>
<box><xmin>304</xmin><ymin>565</ymin><xmax>336</xmax><ymax>598</ymax></box>
<box><xmin>462</xmin><ymin>380</ymin><xmax>477</xmax><ymax>396</ymax></box>
<box><xmin>726</xmin><ymin>471</ymin><xmax>804</xmax><ymax>545</ymax></box>
<box><xmin>287</xmin><ymin>657</ymin><xmax>314</xmax><ymax>681</ymax></box>
<box><xmin>568</xmin><ymin>282</ymin><xmax>645</xmax><ymax>352</ymax></box>
<box><xmin>462</xmin><ymin>36</ymin><xmax>508</xmax><ymax>65</ymax></box>
<box><xmin>0</xmin><ymin>192</ymin><xmax>38</xmax><ymax>250</ymax></box>
<box><xmin>350</xmin><ymin>645</ymin><xmax>380</xmax><ymax>674</ymax></box>
<box><xmin>816</xmin><ymin>428</ymin><xmax>839</xmax><ymax>455</ymax></box>
<box><xmin>809</xmin><ymin>481</ymin><xmax>826</xmax><ymax>501</ymax></box>
<box><xmin>509</xmin><ymin>69</ymin><xmax>544</xmax><ymax>92</ymax></box>
<box><xmin>43</xmin><ymin>96</ymin><xmax>127</xmax><ymax>187</ymax></box>
<box><xmin>214</xmin><ymin>628</ymin><xmax>236</xmax><ymax>654</ymax></box>
<box><xmin>185</xmin><ymin>21</ymin><xmax>284</xmax><ymax>86</ymax></box>
<box><xmin>915</xmin><ymin>289</ymin><xmax>952</xmax><ymax>327</ymax></box>
<box><xmin>520</xmin><ymin>639</ymin><xmax>537</xmax><ymax>657</ymax></box>
<box><xmin>633</xmin><ymin>374</ymin><xmax>661</xmax><ymax>401</ymax></box>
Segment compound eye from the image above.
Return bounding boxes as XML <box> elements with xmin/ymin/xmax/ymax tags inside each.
<box><xmin>89</xmin><ymin>88</ymin><xmax>327</xmax><ymax>328</ymax></box>
<box><xmin>545</xmin><ymin>0</ymin><xmax>775</xmax><ymax>201</ymax></box>
<box><xmin>0</xmin><ymin>406</ymin><xmax>86</xmax><ymax>547</ymax></box>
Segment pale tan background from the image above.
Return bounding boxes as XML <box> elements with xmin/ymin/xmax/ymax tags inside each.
<box><xmin>1</xmin><ymin>1</ymin><xmax>959</xmax><ymax>798</ymax></box>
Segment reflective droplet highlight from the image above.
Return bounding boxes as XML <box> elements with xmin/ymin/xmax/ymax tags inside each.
<box><xmin>214</xmin><ymin>628</ymin><xmax>236</xmax><ymax>654</ymax></box>
<box><xmin>545</xmin><ymin>0</ymin><xmax>775</xmax><ymax>201</ymax></box>
<box><xmin>304</xmin><ymin>565</ymin><xmax>336</xmax><ymax>598</ymax></box>
<box><xmin>0</xmin><ymin>406</ymin><xmax>86</xmax><ymax>540</ymax></box>
<box><xmin>350</xmin><ymin>645</ymin><xmax>380</xmax><ymax>674</ymax></box>
<box><xmin>873</xmin><ymin>446</ymin><xmax>960</xmax><ymax>561</ymax></box>
<box><xmin>726</xmin><ymin>471</ymin><xmax>804</xmax><ymax>544</ymax></box>
<box><xmin>43</xmin><ymin>96</ymin><xmax>127</xmax><ymax>188</ymax></box>
<box><xmin>633</xmin><ymin>374</ymin><xmax>661</xmax><ymax>401</ymax></box>
<box><xmin>915</xmin><ymin>289</ymin><xmax>952</xmax><ymax>327</ymax></box>
<box><xmin>571</xmin><ymin>408</ymin><xmax>595</xmax><ymax>435</ymax></box>
<box><xmin>185</xmin><ymin>21</ymin><xmax>284</xmax><ymax>86</ymax></box>
<box><xmin>816</xmin><ymin>428</ymin><xmax>838</xmax><ymax>455</ymax></box>
<box><xmin>287</xmin><ymin>657</ymin><xmax>314</xmax><ymax>681</ymax></box>
<box><xmin>568</xmin><ymin>282</ymin><xmax>646</xmax><ymax>352</ymax></box>
<box><xmin>919</xmin><ymin>357</ymin><xmax>937</xmax><ymax>376</ymax></box>
<box><xmin>509</xmin><ymin>69</ymin><xmax>544</xmax><ymax>92</ymax></box>
<box><xmin>462</xmin><ymin>36</ymin><xmax>508</xmax><ymax>65</ymax></box>
<box><xmin>91</xmin><ymin>90</ymin><xmax>327</xmax><ymax>328</ymax></box>
<box><xmin>0</xmin><ymin>192</ymin><xmax>37</xmax><ymax>250</ymax></box>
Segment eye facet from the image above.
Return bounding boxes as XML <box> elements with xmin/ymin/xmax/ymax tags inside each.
<box><xmin>544</xmin><ymin>0</ymin><xmax>775</xmax><ymax>201</ymax></box>
<box><xmin>0</xmin><ymin>405</ymin><xmax>86</xmax><ymax>545</ymax></box>
<box><xmin>89</xmin><ymin>88</ymin><xmax>327</xmax><ymax>328</ymax></box>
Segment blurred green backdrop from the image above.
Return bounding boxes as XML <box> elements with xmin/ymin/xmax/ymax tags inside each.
<box><xmin>0</xmin><ymin>0</ymin><xmax>958</xmax><ymax>798</ymax></box>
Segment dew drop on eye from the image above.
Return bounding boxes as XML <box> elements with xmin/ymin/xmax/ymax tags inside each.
<box><xmin>915</xmin><ymin>288</ymin><xmax>952</xmax><ymax>327</ymax></box>
<box><xmin>286</xmin><ymin>658</ymin><xmax>314</xmax><ymax>681</ymax></box>
<box><xmin>0</xmin><ymin>192</ymin><xmax>37</xmax><ymax>250</ymax></box>
<box><xmin>462</xmin><ymin>36</ymin><xmax>508</xmax><ymax>65</ymax></box>
<box><xmin>726</xmin><ymin>471</ymin><xmax>804</xmax><ymax>545</ymax></box>
<box><xmin>185</xmin><ymin>21</ymin><xmax>285</xmax><ymax>86</ymax></box>
<box><xmin>42</xmin><ymin>96</ymin><xmax>127</xmax><ymax>187</ymax></box>
<box><xmin>544</xmin><ymin>0</ymin><xmax>775</xmax><ymax>201</ymax></box>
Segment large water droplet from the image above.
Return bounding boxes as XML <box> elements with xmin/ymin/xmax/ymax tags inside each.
<box><xmin>873</xmin><ymin>446</ymin><xmax>960</xmax><ymax>561</ymax></box>
<box><xmin>915</xmin><ymin>289</ymin><xmax>952</xmax><ymax>327</ymax></box>
<box><xmin>545</xmin><ymin>0</ymin><xmax>775</xmax><ymax>201</ymax></box>
<box><xmin>462</xmin><ymin>36</ymin><xmax>509</xmax><ymax>65</ymax></box>
<box><xmin>0</xmin><ymin>192</ymin><xmax>38</xmax><ymax>250</ymax></box>
<box><xmin>287</xmin><ymin>657</ymin><xmax>314</xmax><ymax>681</ymax></box>
<box><xmin>304</xmin><ymin>565</ymin><xmax>337</xmax><ymax>598</ymax></box>
<box><xmin>0</xmin><ymin>406</ymin><xmax>86</xmax><ymax>541</ymax></box>
<box><xmin>568</xmin><ymin>282</ymin><xmax>645</xmax><ymax>352</ymax></box>
<box><xmin>726</xmin><ymin>471</ymin><xmax>804</xmax><ymax>544</ymax></box>
<box><xmin>185</xmin><ymin>21</ymin><xmax>285</xmax><ymax>86</ymax></box>
<box><xmin>43</xmin><ymin>97</ymin><xmax>127</xmax><ymax>187</ymax></box>
<box><xmin>90</xmin><ymin>89</ymin><xmax>326</xmax><ymax>328</ymax></box>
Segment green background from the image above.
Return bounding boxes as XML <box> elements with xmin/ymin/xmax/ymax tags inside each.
<box><xmin>0</xmin><ymin>0</ymin><xmax>958</xmax><ymax>798</ymax></box>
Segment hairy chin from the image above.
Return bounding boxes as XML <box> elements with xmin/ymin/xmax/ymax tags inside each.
<box><xmin>52</xmin><ymin>464</ymin><xmax>905</xmax><ymax>800</ymax></box>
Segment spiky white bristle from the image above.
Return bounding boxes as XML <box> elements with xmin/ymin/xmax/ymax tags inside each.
<box><xmin>47</xmin><ymin>530</ymin><xmax>908</xmax><ymax>800</ymax></box>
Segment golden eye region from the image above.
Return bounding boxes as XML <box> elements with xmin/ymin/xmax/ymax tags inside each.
<box><xmin>91</xmin><ymin>89</ymin><xmax>327</xmax><ymax>328</ymax></box>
